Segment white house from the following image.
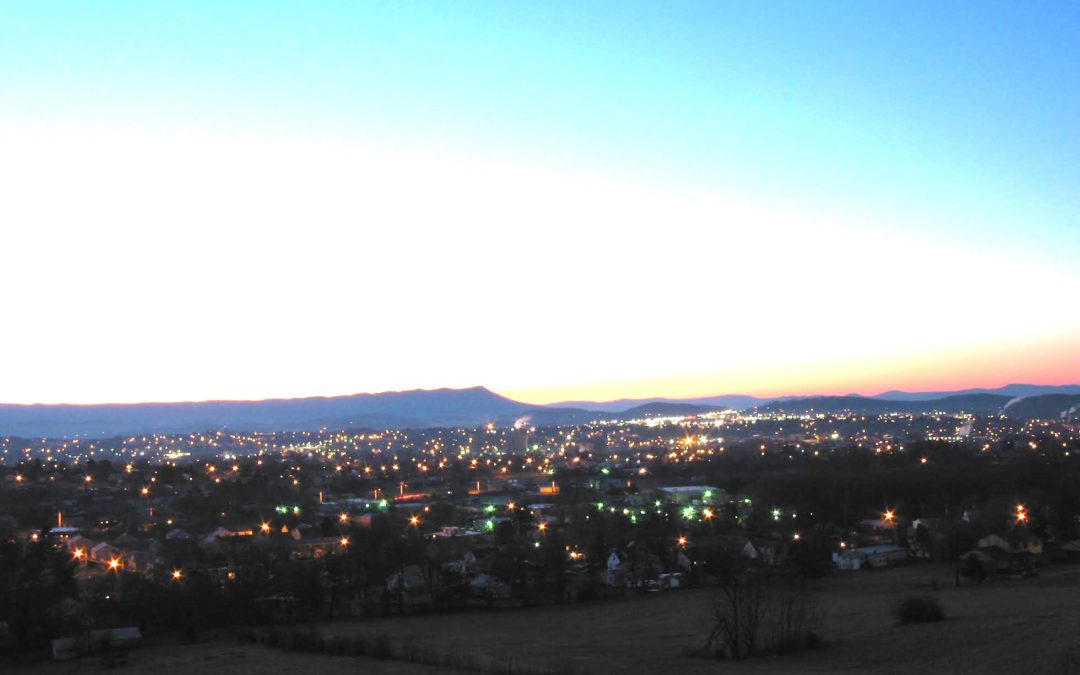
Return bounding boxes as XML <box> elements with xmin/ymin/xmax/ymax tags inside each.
<box><xmin>832</xmin><ymin>544</ymin><xmax>907</xmax><ymax>570</ymax></box>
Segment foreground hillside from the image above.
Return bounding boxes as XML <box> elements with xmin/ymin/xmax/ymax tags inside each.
<box><xmin>11</xmin><ymin>563</ymin><xmax>1080</xmax><ymax>675</ymax></box>
<box><xmin>318</xmin><ymin>563</ymin><xmax>1080</xmax><ymax>674</ymax></box>
<box><xmin>6</xmin><ymin>641</ymin><xmax>465</xmax><ymax>675</ymax></box>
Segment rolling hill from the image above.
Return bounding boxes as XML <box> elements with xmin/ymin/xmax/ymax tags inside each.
<box><xmin>1002</xmin><ymin>394</ymin><xmax>1080</xmax><ymax>421</ymax></box>
<box><xmin>0</xmin><ymin>387</ymin><xmax>541</xmax><ymax>439</ymax></box>
<box><xmin>873</xmin><ymin>383</ymin><xmax>1080</xmax><ymax>401</ymax></box>
<box><xmin>2</xmin><ymin>384</ymin><xmax>1078</xmax><ymax>439</ymax></box>
<box><xmin>753</xmin><ymin>392</ymin><xmax>1080</xmax><ymax>418</ymax></box>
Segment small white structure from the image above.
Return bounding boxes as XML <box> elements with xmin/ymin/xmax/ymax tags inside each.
<box><xmin>657</xmin><ymin>486</ymin><xmax>725</xmax><ymax>505</ymax></box>
<box><xmin>90</xmin><ymin>542</ymin><xmax>120</xmax><ymax>563</ymax></box>
<box><xmin>832</xmin><ymin>544</ymin><xmax>907</xmax><ymax>570</ymax></box>
<box><xmin>52</xmin><ymin>627</ymin><xmax>142</xmax><ymax>660</ymax></box>
<box><xmin>658</xmin><ymin>572</ymin><xmax>683</xmax><ymax>589</ymax></box>
<box><xmin>470</xmin><ymin>574</ymin><xmax>511</xmax><ymax>599</ymax></box>
<box><xmin>442</xmin><ymin>550</ymin><xmax>478</xmax><ymax>575</ymax></box>
<box><xmin>601</xmin><ymin>550</ymin><xmax>627</xmax><ymax>586</ymax></box>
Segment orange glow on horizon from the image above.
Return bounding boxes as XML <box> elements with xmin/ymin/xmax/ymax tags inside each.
<box><xmin>503</xmin><ymin>332</ymin><xmax>1080</xmax><ymax>405</ymax></box>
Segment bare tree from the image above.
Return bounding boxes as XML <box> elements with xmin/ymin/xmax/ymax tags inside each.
<box><xmin>707</xmin><ymin>571</ymin><xmax>770</xmax><ymax>659</ymax></box>
<box><xmin>707</xmin><ymin>571</ymin><xmax>817</xmax><ymax>659</ymax></box>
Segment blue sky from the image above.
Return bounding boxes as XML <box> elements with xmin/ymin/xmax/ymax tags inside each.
<box><xmin>1</xmin><ymin>2</ymin><xmax>1078</xmax><ymax>403</ymax></box>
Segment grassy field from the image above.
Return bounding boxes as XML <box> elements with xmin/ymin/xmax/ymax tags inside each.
<box><xmin>10</xmin><ymin>564</ymin><xmax>1080</xmax><ymax>674</ymax></box>
<box><xmin>322</xmin><ymin>564</ymin><xmax>1080</xmax><ymax>675</ymax></box>
<box><xmin>5</xmin><ymin>640</ymin><xmax>469</xmax><ymax>675</ymax></box>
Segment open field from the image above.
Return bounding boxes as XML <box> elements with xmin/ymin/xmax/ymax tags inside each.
<box><xmin>4</xmin><ymin>640</ymin><xmax>469</xmax><ymax>675</ymax></box>
<box><xmin>9</xmin><ymin>563</ymin><xmax>1080</xmax><ymax>674</ymax></box>
<box><xmin>320</xmin><ymin>564</ymin><xmax>1080</xmax><ymax>675</ymax></box>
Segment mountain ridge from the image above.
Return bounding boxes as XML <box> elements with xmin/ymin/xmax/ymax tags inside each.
<box><xmin>2</xmin><ymin>384</ymin><xmax>1077</xmax><ymax>439</ymax></box>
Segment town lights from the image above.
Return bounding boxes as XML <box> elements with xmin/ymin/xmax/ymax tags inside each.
<box><xmin>339</xmin><ymin>512</ymin><xmax>349</xmax><ymax>523</ymax></box>
<box><xmin>73</xmin><ymin>548</ymin><xmax>85</xmax><ymax>560</ymax></box>
<box><xmin>172</xmin><ymin>569</ymin><xmax>183</xmax><ymax>581</ymax></box>
<box><xmin>677</xmin><ymin>536</ymin><xmax>688</xmax><ymax>547</ymax></box>
<box><xmin>409</xmin><ymin>515</ymin><xmax>420</xmax><ymax>526</ymax></box>
<box><xmin>537</xmin><ymin>522</ymin><xmax>547</xmax><ymax>532</ymax></box>
<box><xmin>260</xmin><ymin>522</ymin><xmax>271</xmax><ymax>533</ymax></box>
<box><xmin>339</xmin><ymin>536</ymin><xmax>350</xmax><ymax>547</ymax></box>
<box><xmin>108</xmin><ymin>557</ymin><xmax>121</xmax><ymax>571</ymax></box>
<box><xmin>883</xmin><ymin>509</ymin><xmax>895</xmax><ymax>523</ymax></box>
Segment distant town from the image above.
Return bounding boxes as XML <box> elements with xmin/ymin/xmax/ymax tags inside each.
<box><xmin>4</xmin><ymin>396</ymin><xmax>1080</xmax><ymax>664</ymax></box>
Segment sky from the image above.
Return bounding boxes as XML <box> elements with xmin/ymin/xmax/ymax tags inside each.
<box><xmin>1</xmin><ymin>2</ymin><xmax>1078</xmax><ymax>405</ymax></box>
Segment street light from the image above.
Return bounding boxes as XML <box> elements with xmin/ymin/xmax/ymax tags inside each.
<box><xmin>171</xmin><ymin>569</ymin><xmax>182</xmax><ymax>581</ymax></box>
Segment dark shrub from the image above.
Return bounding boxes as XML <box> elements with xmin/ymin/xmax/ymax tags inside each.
<box><xmin>896</xmin><ymin>595</ymin><xmax>945</xmax><ymax>624</ymax></box>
